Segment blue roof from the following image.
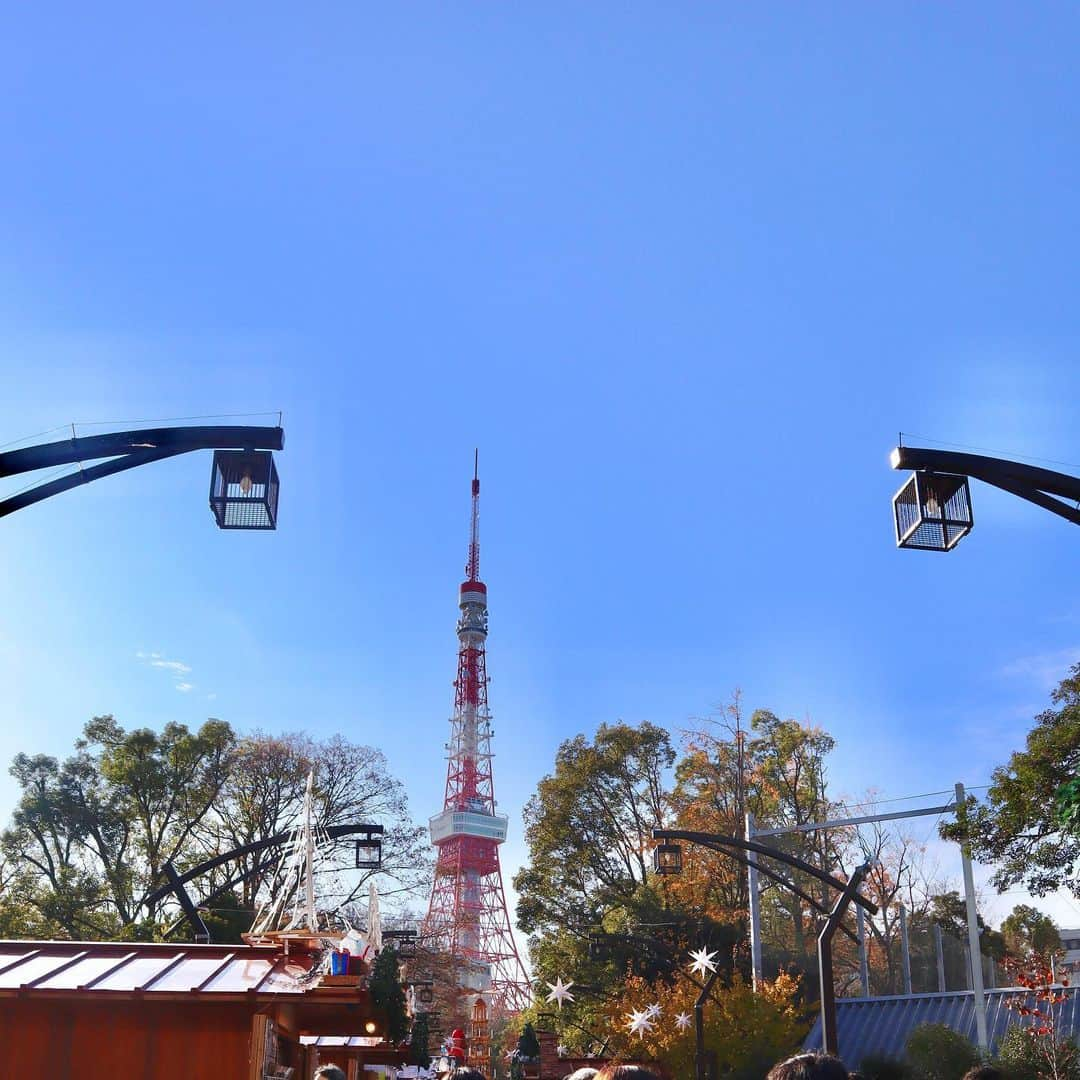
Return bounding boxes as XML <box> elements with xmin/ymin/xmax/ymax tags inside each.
<box><xmin>804</xmin><ymin>987</ymin><xmax>1080</xmax><ymax>1068</ymax></box>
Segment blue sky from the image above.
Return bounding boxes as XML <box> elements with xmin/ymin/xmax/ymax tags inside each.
<box><xmin>2</xmin><ymin>5</ymin><xmax>1079</xmax><ymax>932</ymax></box>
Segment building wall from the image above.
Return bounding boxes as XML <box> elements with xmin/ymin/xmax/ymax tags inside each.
<box><xmin>0</xmin><ymin>998</ymin><xmax>253</xmax><ymax>1080</ymax></box>
<box><xmin>1060</xmin><ymin>927</ymin><xmax>1080</xmax><ymax>971</ymax></box>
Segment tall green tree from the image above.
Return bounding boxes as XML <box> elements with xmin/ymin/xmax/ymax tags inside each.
<box><xmin>2</xmin><ymin>715</ymin><xmax>235</xmax><ymax>936</ymax></box>
<box><xmin>514</xmin><ymin>721</ymin><xmax>674</xmax><ymax>939</ymax></box>
<box><xmin>1</xmin><ymin>720</ymin><xmax>430</xmax><ymax>941</ymax></box>
<box><xmin>512</xmin><ymin>721</ymin><xmax>676</xmax><ymax>1045</ymax></box>
<box><xmin>199</xmin><ymin>731</ymin><xmax>429</xmax><ymax>918</ymax></box>
<box><xmin>941</xmin><ymin>663</ymin><xmax>1080</xmax><ymax>897</ymax></box>
<box><xmin>1001</xmin><ymin>904</ymin><xmax>1062</xmax><ymax>958</ymax></box>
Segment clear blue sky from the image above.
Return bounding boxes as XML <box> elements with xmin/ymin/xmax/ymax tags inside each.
<box><xmin>2</xmin><ymin>5</ymin><xmax>1079</xmax><ymax>930</ymax></box>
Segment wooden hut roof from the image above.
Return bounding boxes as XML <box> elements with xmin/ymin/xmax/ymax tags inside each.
<box><xmin>0</xmin><ymin>938</ymin><xmax>319</xmax><ymax>1000</ymax></box>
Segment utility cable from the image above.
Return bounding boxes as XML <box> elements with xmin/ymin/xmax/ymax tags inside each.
<box><xmin>900</xmin><ymin>432</ymin><xmax>1080</xmax><ymax>472</ymax></box>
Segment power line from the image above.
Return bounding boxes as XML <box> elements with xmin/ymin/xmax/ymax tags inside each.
<box><xmin>900</xmin><ymin>432</ymin><xmax>1080</xmax><ymax>472</ymax></box>
<box><xmin>71</xmin><ymin>411</ymin><xmax>282</xmax><ymax>428</ymax></box>
<box><xmin>1</xmin><ymin>413</ymin><xmax>283</xmax><ymax>452</ymax></box>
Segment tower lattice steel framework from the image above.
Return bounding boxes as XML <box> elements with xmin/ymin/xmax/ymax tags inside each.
<box><xmin>422</xmin><ymin>455</ymin><xmax>532</xmax><ymax>1014</ymax></box>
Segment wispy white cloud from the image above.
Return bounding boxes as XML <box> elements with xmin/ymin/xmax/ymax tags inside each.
<box><xmin>151</xmin><ymin>659</ymin><xmax>192</xmax><ymax>675</ymax></box>
<box><xmin>136</xmin><ymin>650</ymin><xmax>200</xmax><ymax>693</ymax></box>
<box><xmin>1001</xmin><ymin>646</ymin><xmax>1080</xmax><ymax>693</ymax></box>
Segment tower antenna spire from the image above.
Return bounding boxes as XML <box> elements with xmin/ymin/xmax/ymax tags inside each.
<box><xmin>422</xmin><ymin>452</ymin><xmax>532</xmax><ymax>1016</ymax></box>
<box><xmin>467</xmin><ymin>448</ymin><xmax>481</xmax><ymax>583</ymax></box>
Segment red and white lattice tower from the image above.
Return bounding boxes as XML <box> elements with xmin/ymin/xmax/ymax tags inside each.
<box><xmin>422</xmin><ymin>454</ymin><xmax>532</xmax><ymax>1014</ymax></box>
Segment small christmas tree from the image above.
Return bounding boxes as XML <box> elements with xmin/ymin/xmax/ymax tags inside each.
<box><xmin>369</xmin><ymin>946</ymin><xmax>409</xmax><ymax>1044</ymax></box>
<box><xmin>407</xmin><ymin>1013</ymin><xmax>431</xmax><ymax>1067</ymax></box>
<box><xmin>517</xmin><ymin>1021</ymin><xmax>540</xmax><ymax>1060</ymax></box>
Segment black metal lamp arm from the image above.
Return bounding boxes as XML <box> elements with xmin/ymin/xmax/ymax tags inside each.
<box><xmin>0</xmin><ymin>425</ymin><xmax>284</xmax><ymax>519</ymax></box>
<box><xmin>892</xmin><ymin>446</ymin><xmax>1080</xmax><ymax>526</ymax></box>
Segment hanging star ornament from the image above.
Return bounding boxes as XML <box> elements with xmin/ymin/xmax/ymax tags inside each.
<box><xmin>674</xmin><ymin>1012</ymin><xmax>693</xmax><ymax>1031</ymax></box>
<box><xmin>688</xmin><ymin>946</ymin><xmax>718</xmax><ymax>977</ymax></box>
<box><xmin>626</xmin><ymin>1008</ymin><xmax>656</xmax><ymax>1039</ymax></box>
<box><xmin>545</xmin><ymin>977</ymin><xmax>576</xmax><ymax>1009</ymax></box>
<box><xmin>645</xmin><ymin>1002</ymin><xmax>662</xmax><ymax>1020</ymax></box>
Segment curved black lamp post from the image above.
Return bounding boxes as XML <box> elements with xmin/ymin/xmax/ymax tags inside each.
<box><xmin>0</xmin><ymin>424</ymin><xmax>284</xmax><ymax>527</ymax></box>
<box><xmin>890</xmin><ymin>444</ymin><xmax>1080</xmax><ymax>551</ymax></box>
<box><xmin>651</xmin><ymin>829</ymin><xmax>877</xmax><ymax>1062</ymax></box>
<box><xmin>145</xmin><ymin>822</ymin><xmax>383</xmax><ymax>942</ymax></box>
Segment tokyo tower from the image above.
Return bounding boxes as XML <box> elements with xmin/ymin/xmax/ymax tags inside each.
<box><xmin>422</xmin><ymin>453</ymin><xmax>532</xmax><ymax>1014</ymax></box>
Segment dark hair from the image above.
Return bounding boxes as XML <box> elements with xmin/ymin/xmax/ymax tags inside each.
<box><xmin>767</xmin><ymin>1053</ymin><xmax>849</xmax><ymax>1080</ymax></box>
<box><xmin>451</xmin><ymin>1071</ymin><xmax>486</xmax><ymax>1080</ymax></box>
<box><xmin>962</xmin><ymin>1070</ymin><xmax>1006</xmax><ymax>1080</ymax></box>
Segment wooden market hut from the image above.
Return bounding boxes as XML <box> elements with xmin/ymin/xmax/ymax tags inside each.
<box><xmin>0</xmin><ymin>937</ymin><xmax>408</xmax><ymax>1080</ymax></box>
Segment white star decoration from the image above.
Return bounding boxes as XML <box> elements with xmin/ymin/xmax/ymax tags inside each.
<box><xmin>675</xmin><ymin>1012</ymin><xmax>693</xmax><ymax>1031</ymax></box>
<box><xmin>545</xmin><ymin>977</ymin><xmax>575</xmax><ymax>1009</ymax></box>
<box><xmin>688</xmin><ymin>945</ymin><xmax>718</xmax><ymax>977</ymax></box>
<box><xmin>626</xmin><ymin>1008</ymin><xmax>656</xmax><ymax>1039</ymax></box>
<box><xmin>645</xmin><ymin>1002</ymin><xmax>662</xmax><ymax>1020</ymax></box>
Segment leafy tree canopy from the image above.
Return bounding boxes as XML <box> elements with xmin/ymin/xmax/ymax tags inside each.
<box><xmin>1000</xmin><ymin>904</ymin><xmax>1062</xmax><ymax>958</ymax></box>
<box><xmin>941</xmin><ymin>663</ymin><xmax>1080</xmax><ymax>897</ymax></box>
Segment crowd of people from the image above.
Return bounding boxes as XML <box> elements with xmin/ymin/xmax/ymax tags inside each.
<box><xmin>314</xmin><ymin>1055</ymin><xmax>1010</xmax><ymax>1080</ymax></box>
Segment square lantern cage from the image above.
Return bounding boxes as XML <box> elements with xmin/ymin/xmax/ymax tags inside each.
<box><xmin>355</xmin><ymin>832</ymin><xmax>383</xmax><ymax>870</ymax></box>
<box><xmin>653</xmin><ymin>841</ymin><xmax>683</xmax><ymax>877</ymax></box>
<box><xmin>209</xmin><ymin>450</ymin><xmax>279</xmax><ymax>530</ymax></box>
<box><xmin>892</xmin><ymin>471</ymin><xmax>973</xmax><ymax>552</ymax></box>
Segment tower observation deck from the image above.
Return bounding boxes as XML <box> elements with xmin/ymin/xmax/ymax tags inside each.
<box><xmin>421</xmin><ymin>455</ymin><xmax>531</xmax><ymax>1015</ymax></box>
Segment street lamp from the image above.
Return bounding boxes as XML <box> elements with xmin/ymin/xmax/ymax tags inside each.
<box><xmin>354</xmin><ymin>833</ymin><xmax>383</xmax><ymax>871</ymax></box>
<box><xmin>651</xmin><ymin>829</ymin><xmax>877</xmax><ymax>1060</ymax></box>
<box><xmin>652</xmin><ymin>842</ymin><xmax>683</xmax><ymax>876</ymax></box>
<box><xmin>891</xmin><ymin>470</ymin><xmax>973</xmax><ymax>552</ymax></box>
<box><xmin>890</xmin><ymin>444</ymin><xmax>1080</xmax><ymax>551</ymax></box>
<box><xmin>209</xmin><ymin>450</ymin><xmax>280</xmax><ymax>529</ymax></box>
<box><xmin>0</xmin><ymin>423</ymin><xmax>285</xmax><ymax>528</ymax></box>
<box><xmin>384</xmin><ymin>929</ymin><xmax>418</xmax><ymax>959</ymax></box>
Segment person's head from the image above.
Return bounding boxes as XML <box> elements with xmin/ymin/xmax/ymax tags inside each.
<box><xmin>450</xmin><ymin>1070</ymin><xmax>485</xmax><ymax>1080</ymax></box>
<box><xmin>564</xmin><ymin>1070</ymin><xmax>599</xmax><ymax>1080</ymax></box>
<box><xmin>767</xmin><ymin>1053</ymin><xmax>849</xmax><ymax>1080</ymax></box>
<box><xmin>962</xmin><ymin>1069</ymin><xmax>1006</xmax><ymax>1080</ymax></box>
<box><xmin>313</xmin><ymin>1067</ymin><xmax>347</xmax><ymax>1080</ymax></box>
<box><xmin>595</xmin><ymin>1068</ymin><xmax>664</xmax><ymax>1080</ymax></box>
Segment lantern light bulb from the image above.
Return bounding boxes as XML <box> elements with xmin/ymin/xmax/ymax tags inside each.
<box><xmin>239</xmin><ymin>472</ymin><xmax>253</xmax><ymax>495</ymax></box>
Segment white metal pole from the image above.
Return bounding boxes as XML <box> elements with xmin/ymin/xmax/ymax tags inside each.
<box><xmin>746</xmin><ymin>812</ymin><xmax>763</xmax><ymax>991</ymax></box>
<box><xmin>900</xmin><ymin>904</ymin><xmax>912</xmax><ymax>995</ymax></box>
<box><xmin>857</xmin><ymin>904</ymin><xmax>870</xmax><ymax>996</ymax></box>
<box><xmin>956</xmin><ymin>783</ymin><xmax>989</xmax><ymax>1051</ymax></box>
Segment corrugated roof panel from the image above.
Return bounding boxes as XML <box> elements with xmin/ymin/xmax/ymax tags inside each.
<box><xmin>200</xmin><ymin>955</ymin><xmax>275</xmax><ymax>993</ymax></box>
<box><xmin>0</xmin><ymin>948</ymin><xmax>33</xmax><ymax>969</ymax></box>
<box><xmin>144</xmin><ymin>956</ymin><xmax>233</xmax><ymax>993</ymax></box>
<box><xmin>35</xmin><ymin>954</ymin><xmax>131</xmax><ymax>990</ymax></box>
<box><xmin>0</xmin><ymin>953</ymin><xmax>71</xmax><ymax>988</ymax></box>
<box><xmin>805</xmin><ymin>987</ymin><xmax>1080</xmax><ymax>1066</ymax></box>
<box><xmin>93</xmin><ymin>954</ymin><xmax>178</xmax><ymax>991</ymax></box>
